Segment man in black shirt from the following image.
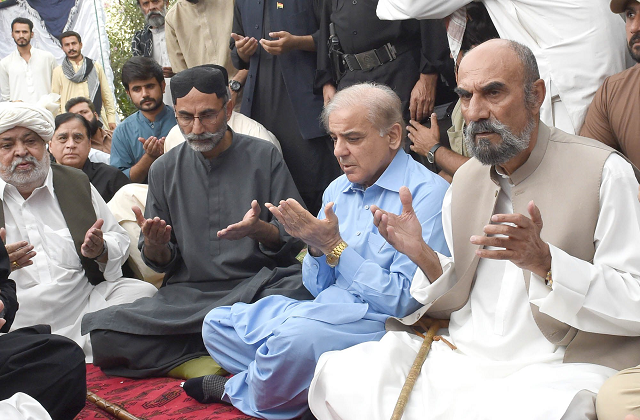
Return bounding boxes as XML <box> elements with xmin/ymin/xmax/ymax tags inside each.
<box><xmin>316</xmin><ymin>0</ymin><xmax>455</xmax><ymax>123</ymax></box>
<box><xmin>50</xmin><ymin>113</ymin><xmax>130</xmax><ymax>202</ymax></box>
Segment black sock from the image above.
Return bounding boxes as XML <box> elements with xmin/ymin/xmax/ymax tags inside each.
<box><xmin>183</xmin><ymin>374</ymin><xmax>229</xmax><ymax>404</ymax></box>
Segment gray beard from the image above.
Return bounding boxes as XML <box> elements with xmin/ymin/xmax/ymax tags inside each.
<box><xmin>145</xmin><ymin>12</ymin><xmax>165</xmax><ymax>28</ymax></box>
<box><xmin>182</xmin><ymin>122</ymin><xmax>227</xmax><ymax>153</ymax></box>
<box><xmin>464</xmin><ymin>117</ymin><xmax>535</xmax><ymax>166</ymax></box>
<box><xmin>0</xmin><ymin>152</ymin><xmax>50</xmax><ymax>192</ymax></box>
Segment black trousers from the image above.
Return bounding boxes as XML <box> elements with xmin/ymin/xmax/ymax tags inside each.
<box><xmin>0</xmin><ymin>325</ymin><xmax>86</xmax><ymax>420</ymax></box>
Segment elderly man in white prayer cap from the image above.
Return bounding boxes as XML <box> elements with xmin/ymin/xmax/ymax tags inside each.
<box><xmin>0</xmin><ymin>102</ymin><xmax>157</xmax><ymax>362</ymax></box>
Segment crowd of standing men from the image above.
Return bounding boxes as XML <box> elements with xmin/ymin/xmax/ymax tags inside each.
<box><xmin>0</xmin><ymin>0</ymin><xmax>640</xmax><ymax>420</ymax></box>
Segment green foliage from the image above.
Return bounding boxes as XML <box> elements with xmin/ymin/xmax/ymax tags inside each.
<box><xmin>105</xmin><ymin>0</ymin><xmax>176</xmax><ymax>118</ymax></box>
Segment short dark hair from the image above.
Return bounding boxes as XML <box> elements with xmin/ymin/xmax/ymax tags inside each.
<box><xmin>54</xmin><ymin>113</ymin><xmax>92</xmax><ymax>140</ymax></box>
<box><xmin>460</xmin><ymin>3</ymin><xmax>500</xmax><ymax>53</ymax></box>
<box><xmin>121</xmin><ymin>56</ymin><xmax>164</xmax><ymax>91</ymax></box>
<box><xmin>65</xmin><ymin>96</ymin><xmax>96</xmax><ymax>113</ymax></box>
<box><xmin>11</xmin><ymin>17</ymin><xmax>33</xmax><ymax>32</ymax></box>
<box><xmin>59</xmin><ymin>31</ymin><xmax>81</xmax><ymax>44</ymax></box>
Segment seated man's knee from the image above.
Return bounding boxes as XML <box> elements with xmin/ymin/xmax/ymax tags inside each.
<box><xmin>597</xmin><ymin>366</ymin><xmax>640</xmax><ymax>420</ymax></box>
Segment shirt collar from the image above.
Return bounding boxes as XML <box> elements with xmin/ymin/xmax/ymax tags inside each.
<box><xmin>343</xmin><ymin>148</ymin><xmax>408</xmax><ymax>193</ymax></box>
<box><xmin>507</xmin><ymin>121</ymin><xmax>550</xmax><ymax>186</ymax></box>
<box><xmin>137</xmin><ymin>104</ymin><xmax>170</xmax><ymax>124</ymax></box>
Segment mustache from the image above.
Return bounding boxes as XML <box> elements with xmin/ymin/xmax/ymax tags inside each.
<box><xmin>184</xmin><ymin>132</ymin><xmax>218</xmax><ymax>142</ymax></box>
<box><xmin>465</xmin><ymin>118</ymin><xmax>508</xmax><ymax>138</ymax></box>
<box><xmin>630</xmin><ymin>33</ymin><xmax>640</xmax><ymax>48</ymax></box>
<box><xmin>9</xmin><ymin>156</ymin><xmax>37</xmax><ymax>172</ymax></box>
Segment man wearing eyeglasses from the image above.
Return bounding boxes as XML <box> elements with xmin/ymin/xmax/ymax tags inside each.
<box><xmin>109</xmin><ymin>57</ymin><xmax>177</xmax><ymax>183</ymax></box>
<box><xmin>82</xmin><ymin>64</ymin><xmax>312</xmax><ymax>379</ymax></box>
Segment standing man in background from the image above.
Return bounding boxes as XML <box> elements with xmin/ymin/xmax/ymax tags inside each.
<box><xmin>230</xmin><ymin>0</ymin><xmax>341</xmax><ymax>215</ymax></box>
<box><xmin>0</xmin><ymin>18</ymin><xmax>56</xmax><ymax>105</ymax></box>
<box><xmin>52</xmin><ymin>31</ymin><xmax>117</xmax><ymax>131</ymax></box>
<box><xmin>132</xmin><ymin>0</ymin><xmax>174</xmax><ymax>105</ymax></box>
<box><xmin>165</xmin><ymin>0</ymin><xmax>247</xmax><ymax>105</ymax></box>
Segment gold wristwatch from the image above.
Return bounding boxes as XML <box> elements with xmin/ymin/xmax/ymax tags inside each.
<box><xmin>325</xmin><ymin>241</ymin><xmax>348</xmax><ymax>268</ymax></box>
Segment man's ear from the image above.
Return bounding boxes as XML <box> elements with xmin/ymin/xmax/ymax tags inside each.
<box><xmin>161</xmin><ymin>80</ymin><xmax>166</xmax><ymax>94</ymax></box>
<box><xmin>532</xmin><ymin>78</ymin><xmax>546</xmax><ymax>111</ymax></box>
<box><xmin>225</xmin><ymin>98</ymin><xmax>233</xmax><ymax>122</ymax></box>
<box><xmin>388</xmin><ymin>122</ymin><xmax>402</xmax><ymax>151</ymax></box>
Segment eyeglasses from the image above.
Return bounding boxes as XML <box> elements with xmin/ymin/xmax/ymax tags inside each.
<box><xmin>175</xmin><ymin>110</ymin><xmax>223</xmax><ymax>127</ymax></box>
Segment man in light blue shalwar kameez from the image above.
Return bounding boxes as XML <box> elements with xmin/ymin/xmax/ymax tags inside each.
<box><xmin>185</xmin><ymin>83</ymin><xmax>451</xmax><ymax>419</ymax></box>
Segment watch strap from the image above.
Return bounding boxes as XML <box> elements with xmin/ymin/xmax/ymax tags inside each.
<box><xmin>427</xmin><ymin>143</ymin><xmax>442</xmax><ymax>164</ymax></box>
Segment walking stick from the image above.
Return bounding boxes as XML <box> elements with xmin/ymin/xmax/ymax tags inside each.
<box><xmin>390</xmin><ymin>318</ymin><xmax>451</xmax><ymax>420</ymax></box>
<box><xmin>86</xmin><ymin>391</ymin><xmax>143</xmax><ymax>420</ymax></box>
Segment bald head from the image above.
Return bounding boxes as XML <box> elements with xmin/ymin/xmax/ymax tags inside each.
<box><xmin>460</xmin><ymin>39</ymin><xmax>541</xmax><ymax>108</ymax></box>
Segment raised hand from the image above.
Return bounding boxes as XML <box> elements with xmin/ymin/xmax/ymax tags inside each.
<box><xmin>266</xmin><ymin>199</ymin><xmax>342</xmax><ymax>255</ymax></box>
<box><xmin>232</xmin><ymin>33</ymin><xmax>259</xmax><ymax>63</ymax></box>
<box><xmin>81</xmin><ymin>219</ymin><xmax>107</xmax><ymax>261</ymax></box>
<box><xmin>408</xmin><ymin>113</ymin><xmax>439</xmax><ymax>157</ymax></box>
<box><xmin>138</xmin><ymin>136</ymin><xmax>165</xmax><ymax>159</ymax></box>
<box><xmin>1</xmin><ymin>227</ymin><xmax>36</xmax><ymax>271</ymax></box>
<box><xmin>471</xmin><ymin>200</ymin><xmax>551</xmax><ymax>278</ymax></box>
<box><xmin>217</xmin><ymin>200</ymin><xmax>262</xmax><ymax>241</ymax></box>
<box><xmin>371</xmin><ymin>187</ymin><xmax>426</xmax><ymax>260</ymax></box>
<box><xmin>260</xmin><ymin>31</ymin><xmax>297</xmax><ymax>55</ymax></box>
<box><xmin>133</xmin><ymin>206</ymin><xmax>171</xmax><ymax>247</ymax></box>
<box><xmin>371</xmin><ymin>187</ymin><xmax>443</xmax><ymax>281</ymax></box>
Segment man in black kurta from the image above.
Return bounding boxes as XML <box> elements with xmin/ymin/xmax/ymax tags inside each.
<box><xmin>231</xmin><ymin>0</ymin><xmax>341</xmax><ymax>216</ymax></box>
<box><xmin>82</xmin><ymin>65</ymin><xmax>311</xmax><ymax>378</ymax></box>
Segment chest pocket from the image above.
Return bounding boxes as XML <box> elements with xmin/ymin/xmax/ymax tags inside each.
<box><xmin>366</xmin><ymin>232</ymin><xmax>396</xmax><ymax>268</ymax></box>
<box><xmin>42</xmin><ymin>225</ymin><xmax>81</xmax><ymax>269</ymax></box>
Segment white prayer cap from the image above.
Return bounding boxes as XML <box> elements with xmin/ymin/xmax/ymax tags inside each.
<box><xmin>0</xmin><ymin>102</ymin><xmax>55</xmax><ymax>142</ymax></box>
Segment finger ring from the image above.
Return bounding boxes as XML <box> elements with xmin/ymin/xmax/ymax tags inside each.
<box><xmin>12</xmin><ymin>261</ymin><xmax>19</xmax><ymax>270</ymax></box>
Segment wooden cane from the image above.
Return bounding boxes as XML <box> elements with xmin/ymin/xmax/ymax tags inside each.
<box><xmin>390</xmin><ymin>318</ymin><xmax>449</xmax><ymax>420</ymax></box>
<box><xmin>86</xmin><ymin>391</ymin><xmax>143</xmax><ymax>420</ymax></box>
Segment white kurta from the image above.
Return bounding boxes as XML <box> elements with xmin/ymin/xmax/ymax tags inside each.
<box><xmin>0</xmin><ymin>393</ymin><xmax>52</xmax><ymax>420</ymax></box>
<box><xmin>0</xmin><ymin>48</ymin><xmax>56</xmax><ymax>104</ymax></box>
<box><xmin>150</xmin><ymin>26</ymin><xmax>174</xmax><ymax>105</ymax></box>
<box><xmin>2</xmin><ymin>169</ymin><xmax>157</xmax><ymax>362</ymax></box>
<box><xmin>375</xmin><ymin>0</ymin><xmax>630</xmax><ymax>134</ymax></box>
<box><xmin>308</xmin><ymin>154</ymin><xmax>640</xmax><ymax>420</ymax></box>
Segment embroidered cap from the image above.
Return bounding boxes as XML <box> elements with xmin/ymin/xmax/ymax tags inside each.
<box><xmin>170</xmin><ymin>64</ymin><xmax>229</xmax><ymax>104</ymax></box>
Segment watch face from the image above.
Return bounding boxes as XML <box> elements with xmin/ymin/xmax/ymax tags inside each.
<box><xmin>229</xmin><ymin>80</ymin><xmax>241</xmax><ymax>92</ymax></box>
<box><xmin>427</xmin><ymin>152</ymin><xmax>435</xmax><ymax>164</ymax></box>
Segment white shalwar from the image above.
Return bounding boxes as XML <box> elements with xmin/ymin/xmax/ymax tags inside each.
<box><xmin>2</xmin><ymin>169</ymin><xmax>157</xmax><ymax>362</ymax></box>
<box><xmin>0</xmin><ymin>393</ymin><xmax>52</xmax><ymax>420</ymax></box>
<box><xmin>375</xmin><ymin>0</ymin><xmax>630</xmax><ymax>134</ymax></box>
<box><xmin>308</xmin><ymin>154</ymin><xmax>640</xmax><ymax>420</ymax></box>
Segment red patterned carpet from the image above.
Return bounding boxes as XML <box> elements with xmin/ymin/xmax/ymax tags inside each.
<box><xmin>75</xmin><ymin>364</ymin><xmax>257</xmax><ymax>420</ymax></box>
